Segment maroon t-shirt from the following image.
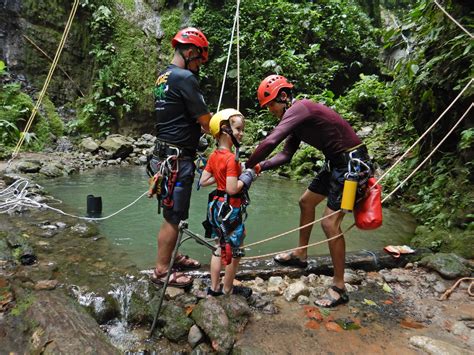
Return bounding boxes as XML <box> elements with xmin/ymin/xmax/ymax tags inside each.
<box><xmin>246</xmin><ymin>99</ymin><xmax>361</xmax><ymax>171</ymax></box>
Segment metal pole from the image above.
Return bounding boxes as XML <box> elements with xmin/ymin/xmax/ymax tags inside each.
<box><xmin>148</xmin><ymin>221</ymin><xmax>185</xmax><ymax>337</ymax></box>
<box><xmin>181</xmin><ymin>228</ymin><xmax>217</xmax><ymax>253</ymax></box>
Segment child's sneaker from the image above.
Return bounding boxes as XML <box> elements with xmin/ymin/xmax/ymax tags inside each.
<box><xmin>207</xmin><ymin>287</ymin><xmax>223</xmax><ymax>297</ymax></box>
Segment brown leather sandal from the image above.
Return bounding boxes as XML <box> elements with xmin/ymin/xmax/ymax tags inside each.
<box><xmin>150</xmin><ymin>269</ymin><xmax>193</xmax><ymax>288</ymax></box>
<box><xmin>172</xmin><ymin>254</ymin><xmax>202</xmax><ymax>270</ymax></box>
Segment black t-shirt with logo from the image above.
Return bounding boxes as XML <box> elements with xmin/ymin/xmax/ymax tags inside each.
<box><xmin>154</xmin><ymin>64</ymin><xmax>209</xmax><ymax>151</ymax></box>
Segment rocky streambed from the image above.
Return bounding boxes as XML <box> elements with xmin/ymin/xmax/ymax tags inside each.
<box><xmin>0</xmin><ymin>148</ymin><xmax>473</xmax><ymax>354</ymax></box>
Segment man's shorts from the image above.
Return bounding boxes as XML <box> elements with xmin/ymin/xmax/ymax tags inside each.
<box><xmin>308</xmin><ymin>147</ymin><xmax>372</xmax><ymax>211</ymax></box>
<box><xmin>308</xmin><ymin>167</ymin><xmax>347</xmax><ymax>211</ymax></box>
<box><xmin>149</xmin><ymin>157</ymin><xmax>195</xmax><ymax>225</ymax></box>
<box><xmin>207</xmin><ymin>199</ymin><xmax>246</xmax><ymax>248</ymax></box>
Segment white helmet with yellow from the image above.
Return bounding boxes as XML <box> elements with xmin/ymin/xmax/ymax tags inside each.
<box><xmin>209</xmin><ymin>108</ymin><xmax>243</xmax><ymax>138</ymax></box>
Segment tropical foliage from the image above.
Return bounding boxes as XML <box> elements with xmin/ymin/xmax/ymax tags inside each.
<box><xmin>192</xmin><ymin>0</ymin><xmax>380</xmax><ymax>109</ymax></box>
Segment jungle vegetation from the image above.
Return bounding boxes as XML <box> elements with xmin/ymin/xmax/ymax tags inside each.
<box><xmin>0</xmin><ymin>0</ymin><xmax>472</xmax><ymax>254</ymax></box>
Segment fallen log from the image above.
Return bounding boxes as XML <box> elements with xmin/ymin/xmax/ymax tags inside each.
<box><xmin>188</xmin><ymin>249</ymin><xmax>428</xmax><ymax>281</ymax></box>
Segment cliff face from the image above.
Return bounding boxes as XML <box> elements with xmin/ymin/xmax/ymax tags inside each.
<box><xmin>0</xmin><ymin>0</ymin><xmax>22</xmax><ymax>70</ymax></box>
<box><xmin>0</xmin><ymin>0</ymin><xmax>95</xmax><ymax>104</ymax></box>
<box><xmin>0</xmin><ymin>0</ymin><xmax>187</xmax><ymax>135</ymax></box>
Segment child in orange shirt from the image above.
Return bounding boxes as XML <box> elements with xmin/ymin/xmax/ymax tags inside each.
<box><xmin>199</xmin><ymin>109</ymin><xmax>256</xmax><ymax>298</ymax></box>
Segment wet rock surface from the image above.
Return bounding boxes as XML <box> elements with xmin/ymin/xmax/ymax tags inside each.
<box><xmin>0</xmin><ymin>168</ymin><xmax>473</xmax><ymax>354</ymax></box>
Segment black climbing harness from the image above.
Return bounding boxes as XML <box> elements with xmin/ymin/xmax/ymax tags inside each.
<box><xmin>146</xmin><ymin>144</ymin><xmax>181</xmax><ymax>214</ymax></box>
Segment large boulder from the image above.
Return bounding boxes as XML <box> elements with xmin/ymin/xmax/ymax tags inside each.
<box><xmin>191</xmin><ymin>297</ymin><xmax>234</xmax><ymax>353</ymax></box>
<box><xmin>39</xmin><ymin>163</ymin><xmax>64</xmax><ymax>178</ymax></box>
<box><xmin>80</xmin><ymin>137</ymin><xmax>100</xmax><ymax>153</ymax></box>
<box><xmin>191</xmin><ymin>295</ymin><xmax>252</xmax><ymax>353</ymax></box>
<box><xmin>16</xmin><ymin>160</ymin><xmax>41</xmax><ymax>173</ymax></box>
<box><xmin>24</xmin><ymin>290</ymin><xmax>119</xmax><ymax>354</ymax></box>
<box><xmin>419</xmin><ymin>253</ymin><xmax>471</xmax><ymax>279</ymax></box>
<box><xmin>99</xmin><ymin>135</ymin><xmax>134</xmax><ymax>159</ymax></box>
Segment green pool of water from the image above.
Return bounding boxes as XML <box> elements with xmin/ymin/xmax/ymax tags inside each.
<box><xmin>40</xmin><ymin>166</ymin><xmax>416</xmax><ymax>269</ymax></box>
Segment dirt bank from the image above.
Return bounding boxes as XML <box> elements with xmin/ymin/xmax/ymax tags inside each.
<box><xmin>238</xmin><ymin>269</ymin><xmax>473</xmax><ymax>354</ymax></box>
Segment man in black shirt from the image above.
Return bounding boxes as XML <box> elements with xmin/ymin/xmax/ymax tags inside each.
<box><xmin>149</xmin><ymin>27</ymin><xmax>211</xmax><ymax>288</ymax></box>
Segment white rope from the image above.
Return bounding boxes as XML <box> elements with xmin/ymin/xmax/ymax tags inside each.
<box><xmin>0</xmin><ymin>177</ymin><xmax>148</xmax><ymax>221</ymax></box>
<box><xmin>375</xmin><ymin>78</ymin><xmax>472</xmax><ymax>185</ymax></box>
<box><xmin>216</xmin><ymin>0</ymin><xmax>241</xmax><ymax>112</ymax></box>
<box><xmin>434</xmin><ymin>0</ymin><xmax>473</xmax><ymax>38</ymax></box>
<box><xmin>382</xmin><ymin>103</ymin><xmax>473</xmax><ymax>203</ymax></box>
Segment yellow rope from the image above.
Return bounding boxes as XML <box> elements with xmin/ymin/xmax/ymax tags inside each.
<box><xmin>9</xmin><ymin>0</ymin><xmax>80</xmax><ymax>164</ymax></box>
<box><xmin>244</xmin><ymin>210</ymin><xmax>339</xmax><ymax>248</ymax></box>
<box><xmin>244</xmin><ymin>224</ymin><xmax>354</xmax><ymax>260</ymax></box>
<box><xmin>439</xmin><ymin>277</ymin><xmax>474</xmax><ymax>300</ymax></box>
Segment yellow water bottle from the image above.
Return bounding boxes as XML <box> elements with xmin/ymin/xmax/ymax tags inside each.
<box><xmin>341</xmin><ymin>174</ymin><xmax>358</xmax><ymax>213</ymax></box>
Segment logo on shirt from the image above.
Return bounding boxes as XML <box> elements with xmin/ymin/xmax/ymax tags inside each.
<box><xmin>154</xmin><ymin>71</ymin><xmax>170</xmax><ymax>100</ymax></box>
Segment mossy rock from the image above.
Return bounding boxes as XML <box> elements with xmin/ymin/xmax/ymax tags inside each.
<box><xmin>85</xmin><ymin>294</ymin><xmax>120</xmax><ymax>325</ymax></box>
<box><xmin>419</xmin><ymin>253</ymin><xmax>471</xmax><ymax>280</ymax></box>
<box><xmin>68</xmin><ymin>222</ymin><xmax>99</xmax><ymax>239</ymax></box>
<box><xmin>412</xmin><ymin>226</ymin><xmax>474</xmax><ymax>259</ymax></box>
<box><xmin>127</xmin><ymin>291</ymin><xmax>155</xmax><ymax>325</ymax></box>
<box><xmin>191</xmin><ymin>297</ymin><xmax>234</xmax><ymax>353</ymax></box>
<box><xmin>160</xmin><ymin>303</ymin><xmax>194</xmax><ymax>343</ymax></box>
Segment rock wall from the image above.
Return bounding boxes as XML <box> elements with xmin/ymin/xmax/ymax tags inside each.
<box><xmin>0</xmin><ymin>0</ymin><xmax>95</xmax><ymax>104</ymax></box>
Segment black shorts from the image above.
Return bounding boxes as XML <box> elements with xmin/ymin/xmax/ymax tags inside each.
<box><xmin>150</xmin><ymin>158</ymin><xmax>195</xmax><ymax>225</ymax></box>
<box><xmin>308</xmin><ymin>146</ymin><xmax>372</xmax><ymax>211</ymax></box>
<box><xmin>308</xmin><ymin>167</ymin><xmax>347</xmax><ymax>211</ymax></box>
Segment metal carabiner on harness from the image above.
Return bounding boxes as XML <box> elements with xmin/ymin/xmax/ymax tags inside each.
<box><xmin>341</xmin><ymin>152</ymin><xmax>372</xmax><ymax>213</ymax></box>
<box><xmin>148</xmin><ymin>147</ymin><xmax>182</xmax><ymax>213</ymax></box>
<box><xmin>217</xmin><ymin>201</ymin><xmax>233</xmax><ymax>223</ymax></box>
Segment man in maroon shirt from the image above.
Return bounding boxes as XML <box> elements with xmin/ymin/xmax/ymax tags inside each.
<box><xmin>246</xmin><ymin>75</ymin><xmax>372</xmax><ymax>307</ymax></box>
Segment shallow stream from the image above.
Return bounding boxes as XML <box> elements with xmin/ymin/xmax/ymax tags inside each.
<box><xmin>40</xmin><ymin>166</ymin><xmax>416</xmax><ymax>269</ymax></box>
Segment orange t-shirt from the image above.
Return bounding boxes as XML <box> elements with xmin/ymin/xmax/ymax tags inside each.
<box><xmin>204</xmin><ymin>148</ymin><xmax>242</xmax><ymax>207</ymax></box>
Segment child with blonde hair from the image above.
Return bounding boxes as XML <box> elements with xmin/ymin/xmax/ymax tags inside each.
<box><xmin>200</xmin><ymin>109</ymin><xmax>257</xmax><ymax>297</ymax></box>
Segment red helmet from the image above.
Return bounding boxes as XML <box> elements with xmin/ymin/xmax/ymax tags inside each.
<box><xmin>171</xmin><ymin>27</ymin><xmax>209</xmax><ymax>62</ymax></box>
<box><xmin>257</xmin><ymin>75</ymin><xmax>294</xmax><ymax>107</ymax></box>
